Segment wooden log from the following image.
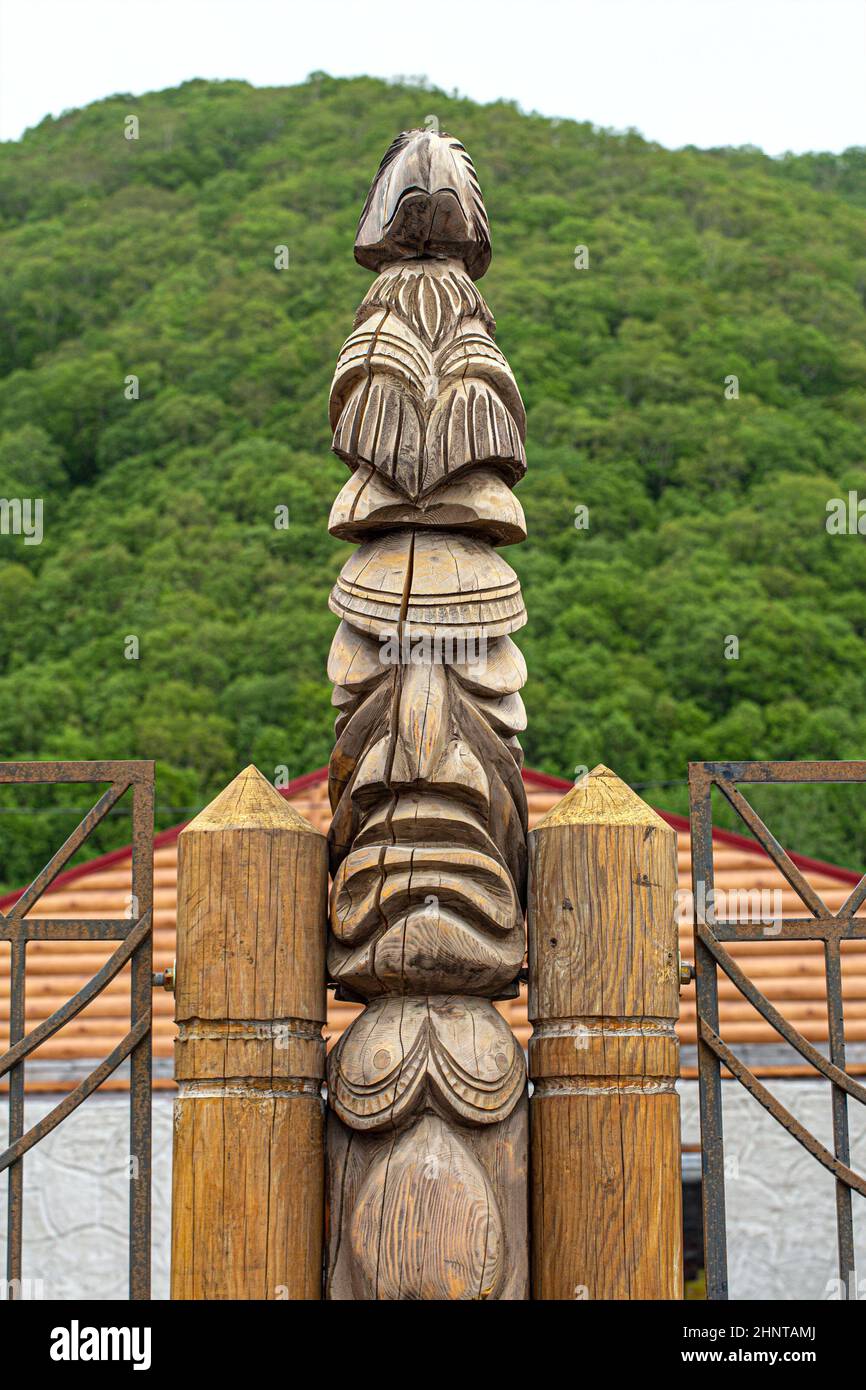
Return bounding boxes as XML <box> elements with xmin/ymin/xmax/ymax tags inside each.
<box><xmin>528</xmin><ymin>764</ymin><xmax>682</xmax><ymax>1300</ymax></box>
<box><xmin>170</xmin><ymin>765</ymin><xmax>328</xmax><ymax>1300</ymax></box>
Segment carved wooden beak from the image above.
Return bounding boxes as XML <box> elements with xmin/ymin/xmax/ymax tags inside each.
<box><xmin>354</xmin><ymin>129</ymin><xmax>492</xmax><ymax>279</ymax></box>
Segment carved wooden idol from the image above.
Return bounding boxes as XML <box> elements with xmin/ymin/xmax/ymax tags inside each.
<box><xmin>324</xmin><ymin>130</ymin><xmax>529</xmax><ymax>1300</ymax></box>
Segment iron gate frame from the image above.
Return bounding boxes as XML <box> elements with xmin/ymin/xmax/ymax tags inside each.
<box><xmin>689</xmin><ymin>760</ymin><xmax>866</xmax><ymax>1301</ymax></box>
<box><xmin>0</xmin><ymin>760</ymin><xmax>154</xmax><ymax>1300</ymax></box>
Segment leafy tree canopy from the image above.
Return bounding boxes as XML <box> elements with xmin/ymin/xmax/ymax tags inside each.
<box><xmin>1</xmin><ymin>74</ymin><xmax>865</xmax><ymax>885</ymax></box>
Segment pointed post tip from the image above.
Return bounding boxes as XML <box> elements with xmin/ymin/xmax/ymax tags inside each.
<box><xmin>181</xmin><ymin>764</ymin><xmax>320</xmax><ymax>834</ymax></box>
<box><xmin>533</xmin><ymin>763</ymin><xmax>672</xmax><ymax>832</ymax></box>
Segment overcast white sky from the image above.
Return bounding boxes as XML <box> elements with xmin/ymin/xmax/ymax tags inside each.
<box><xmin>0</xmin><ymin>0</ymin><xmax>863</xmax><ymax>152</ymax></box>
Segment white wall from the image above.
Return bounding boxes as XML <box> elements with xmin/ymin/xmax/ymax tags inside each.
<box><xmin>2</xmin><ymin>1093</ymin><xmax>173</xmax><ymax>1300</ymax></box>
<box><xmin>679</xmin><ymin>1079</ymin><xmax>866</xmax><ymax>1301</ymax></box>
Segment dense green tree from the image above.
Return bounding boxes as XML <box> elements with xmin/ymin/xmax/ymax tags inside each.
<box><xmin>0</xmin><ymin>74</ymin><xmax>865</xmax><ymax>887</ymax></box>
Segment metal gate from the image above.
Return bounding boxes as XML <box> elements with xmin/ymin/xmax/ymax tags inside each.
<box><xmin>0</xmin><ymin>760</ymin><xmax>154</xmax><ymax>1299</ymax></box>
<box><xmin>689</xmin><ymin>760</ymin><xmax>866</xmax><ymax>1300</ymax></box>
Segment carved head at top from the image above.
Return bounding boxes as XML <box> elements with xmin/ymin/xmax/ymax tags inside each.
<box><xmin>354</xmin><ymin>129</ymin><xmax>491</xmax><ymax>281</ymax></box>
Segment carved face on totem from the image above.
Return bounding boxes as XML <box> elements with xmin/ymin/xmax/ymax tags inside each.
<box><xmin>327</xmin><ymin>168</ymin><xmax>528</xmax><ymax>999</ymax></box>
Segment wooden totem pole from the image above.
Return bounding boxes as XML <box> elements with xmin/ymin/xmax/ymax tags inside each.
<box><xmin>324</xmin><ymin>130</ymin><xmax>529</xmax><ymax>1299</ymax></box>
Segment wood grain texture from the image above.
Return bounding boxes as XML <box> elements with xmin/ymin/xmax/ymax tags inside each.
<box><xmin>326</xmin><ymin>1100</ymin><xmax>528</xmax><ymax>1300</ymax></box>
<box><xmin>527</xmin><ymin>764</ymin><xmax>683</xmax><ymax>1300</ymax></box>
<box><xmin>325</xmin><ymin>130</ymin><xmax>528</xmax><ymax>1300</ymax></box>
<box><xmin>530</xmin><ymin>1092</ymin><xmax>681</xmax><ymax>1300</ymax></box>
<box><xmin>171</xmin><ymin>765</ymin><xmax>328</xmax><ymax>1299</ymax></box>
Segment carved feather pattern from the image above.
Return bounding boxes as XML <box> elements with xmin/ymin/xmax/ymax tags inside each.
<box><xmin>356</xmin><ymin>261</ymin><xmax>495</xmax><ymax>345</ymax></box>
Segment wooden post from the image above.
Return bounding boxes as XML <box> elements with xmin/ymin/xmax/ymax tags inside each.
<box><xmin>170</xmin><ymin>764</ymin><xmax>328</xmax><ymax>1299</ymax></box>
<box><xmin>527</xmin><ymin>764</ymin><xmax>682</xmax><ymax>1300</ymax></box>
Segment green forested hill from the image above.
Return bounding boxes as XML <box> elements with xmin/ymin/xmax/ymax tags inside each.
<box><xmin>2</xmin><ymin>74</ymin><xmax>866</xmax><ymax>886</ymax></box>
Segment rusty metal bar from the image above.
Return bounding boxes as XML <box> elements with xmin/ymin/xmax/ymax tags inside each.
<box><xmin>0</xmin><ymin>760</ymin><xmax>154</xmax><ymax>784</ymax></box>
<box><xmin>712</xmin><ymin>918</ymin><xmax>866</xmax><ymax>942</ymax></box>
<box><xmin>129</xmin><ymin>775</ymin><xmax>154</xmax><ymax>1301</ymax></box>
<box><xmin>824</xmin><ymin>938</ymin><xmax>855</xmax><ymax>1291</ymax></box>
<box><xmin>6</xmin><ymin>938</ymin><xmax>25</xmax><ymax>1298</ymax></box>
<box><xmin>698</xmin><ymin>760</ymin><xmax>866</xmax><ymax>784</ymax></box>
<box><xmin>0</xmin><ymin>919</ymin><xmax>144</xmax><ymax>941</ymax></box>
<box><xmin>689</xmin><ymin>766</ymin><xmax>728</xmax><ymax>1301</ymax></box>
